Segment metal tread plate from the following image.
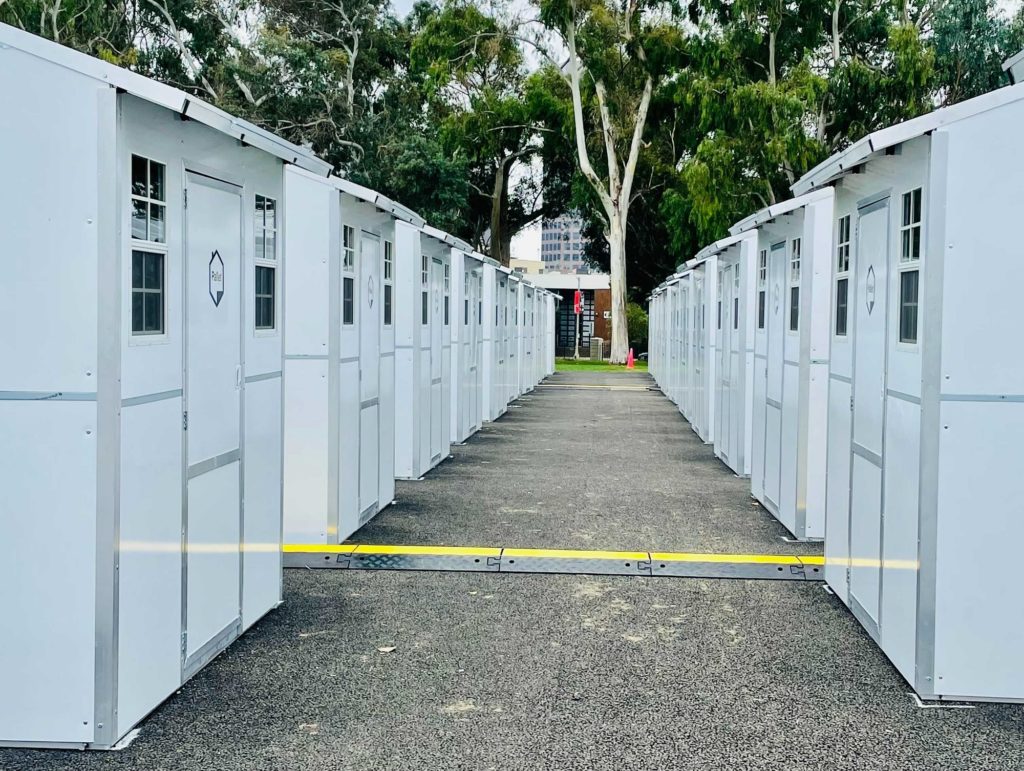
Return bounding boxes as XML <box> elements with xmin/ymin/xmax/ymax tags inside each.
<box><xmin>283</xmin><ymin>544</ymin><xmax>825</xmax><ymax>581</ymax></box>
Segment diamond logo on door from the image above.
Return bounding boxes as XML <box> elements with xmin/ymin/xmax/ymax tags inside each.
<box><xmin>367</xmin><ymin>275</ymin><xmax>375</xmax><ymax>308</ymax></box>
<box><xmin>772</xmin><ymin>282</ymin><xmax>781</xmax><ymax>314</ymax></box>
<box><xmin>865</xmin><ymin>265</ymin><xmax>876</xmax><ymax>314</ymax></box>
<box><xmin>209</xmin><ymin>251</ymin><xmax>225</xmax><ymax>307</ymax></box>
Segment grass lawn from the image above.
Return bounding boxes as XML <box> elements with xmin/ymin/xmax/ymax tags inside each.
<box><xmin>555</xmin><ymin>357</ymin><xmax>648</xmax><ymax>372</ymax></box>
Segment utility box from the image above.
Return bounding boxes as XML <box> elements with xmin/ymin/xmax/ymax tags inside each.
<box><xmin>730</xmin><ymin>188</ymin><xmax>834</xmax><ymax>542</ymax></box>
<box><xmin>0</xmin><ymin>24</ymin><xmax>329</xmax><ymax>748</ymax></box>
<box><xmin>794</xmin><ymin>80</ymin><xmax>1024</xmax><ymax>701</ymax></box>
<box><xmin>282</xmin><ymin>168</ymin><xmax>422</xmax><ymax>544</ymax></box>
<box><xmin>590</xmin><ymin>337</ymin><xmax>604</xmax><ymax>360</ymax></box>
<box><xmin>394</xmin><ymin>223</ymin><xmax>451</xmax><ymax>479</ymax></box>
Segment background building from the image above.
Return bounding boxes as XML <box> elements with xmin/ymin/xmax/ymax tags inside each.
<box><xmin>540</xmin><ymin>215</ymin><xmax>590</xmax><ymax>274</ymax></box>
<box><xmin>530</xmin><ymin>273</ymin><xmax>611</xmax><ymax>358</ymax></box>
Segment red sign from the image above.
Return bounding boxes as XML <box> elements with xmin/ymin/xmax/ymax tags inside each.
<box><xmin>573</xmin><ymin>290</ymin><xmax>582</xmax><ymax>315</ymax></box>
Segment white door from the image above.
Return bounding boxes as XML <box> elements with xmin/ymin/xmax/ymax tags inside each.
<box><xmin>430</xmin><ymin>257</ymin><xmax>444</xmax><ymax>461</ymax></box>
<box><xmin>183</xmin><ymin>171</ymin><xmax>242</xmax><ymax>672</ymax></box>
<box><xmin>849</xmin><ymin>199</ymin><xmax>890</xmax><ymax>627</ymax></box>
<box><xmin>719</xmin><ymin>264</ymin><xmax>732</xmax><ymax>459</ymax></box>
<box><xmin>359</xmin><ymin>232</ymin><xmax>380</xmax><ymax>519</ymax></box>
<box><xmin>763</xmin><ymin>241</ymin><xmax>787</xmax><ymax>509</ymax></box>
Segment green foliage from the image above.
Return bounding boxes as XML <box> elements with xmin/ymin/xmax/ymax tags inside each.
<box><xmin>626</xmin><ymin>302</ymin><xmax>649</xmax><ymax>349</ymax></box>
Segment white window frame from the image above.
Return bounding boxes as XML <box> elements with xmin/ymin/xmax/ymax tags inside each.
<box><xmin>254</xmin><ymin>194</ymin><xmax>278</xmax><ymax>334</ymax></box>
<box><xmin>383</xmin><ymin>239</ymin><xmax>394</xmax><ymax>327</ymax></box>
<box><xmin>788</xmin><ymin>238</ymin><xmax>801</xmax><ymax>333</ymax></box>
<box><xmin>129</xmin><ymin>154</ymin><xmax>168</xmax><ymax>342</ymax></box>
<box><xmin>835</xmin><ymin>214</ymin><xmax>851</xmax><ymax>338</ymax></box>
<box><xmin>757</xmin><ymin>248</ymin><xmax>767</xmax><ymax>330</ymax></box>
<box><xmin>898</xmin><ymin>187</ymin><xmax>923</xmax><ymax>347</ymax></box>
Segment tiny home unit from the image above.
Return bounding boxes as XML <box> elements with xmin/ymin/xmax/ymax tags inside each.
<box><xmin>283</xmin><ymin>170</ymin><xmax>421</xmax><ymax>545</ymax></box>
<box><xmin>486</xmin><ymin>266</ymin><xmax>512</xmax><ymax>421</ymax></box>
<box><xmin>505</xmin><ymin>273</ymin><xmax>522</xmax><ymax>405</ymax></box>
<box><xmin>0</xmin><ymin>25</ymin><xmax>330</xmax><ymax>748</ymax></box>
<box><xmin>730</xmin><ymin>188</ymin><xmax>833</xmax><ymax>542</ymax></box>
<box><xmin>794</xmin><ymin>82</ymin><xmax>1024</xmax><ymax>701</ymax></box>
<box><xmin>449</xmin><ymin>242</ymin><xmax>486</xmax><ymax>443</ymax></box>
<box><xmin>394</xmin><ymin>223</ymin><xmax>452</xmax><ymax>479</ymax></box>
<box><xmin>694</xmin><ymin>232</ymin><xmax>759</xmax><ymax>476</ymax></box>
<box><xmin>520</xmin><ymin>281</ymin><xmax>537</xmax><ymax>394</ymax></box>
<box><xmin>683</xmin><ymin>256</ymin><xmax>718</xmax><ymax>443</ymax></box>
<box><xmin>673</xmin><ymin>270</ymin><xmax>695</xmax><ymax>420</ymax></box>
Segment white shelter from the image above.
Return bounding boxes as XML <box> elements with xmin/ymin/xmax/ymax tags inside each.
<box><xmin>682</xmin><ymin>256</ymin><xmax>718</xmax><ymax>443</ymax></box>
<box><xmin>730</xmin><ymin>188</ymin><xmax>834</xmax><ymax>542</ymax></box>
<box><xmin>674</xmin><ymin>270</ymin><xmax>696</xmax><ymax>420</ymax></box>
<box><xmin>519</xmin><ymin>281</ymin><xmax>537</xmax><ymax>394</ymax></box>
<box><xmin>449</xmin><ymin>241</ymin><xmax>486</xmax><ymax>443</ymax></box>
<box><xmin>693</xmin><ymin>232</ymin><xmax>759</xmax><ymax>476</ymax></box>
<box><xmin>0</xmin><ymin>25</ymin><xmax>330</xmax><ymax>749</ymax></box>
<box><xmin>282</xmin><ymin>169</ymin><xmax>422</xmax><ymax>545</ymax></box>
<box><xmin>794</xmin><ymin>81</ymin><xmax>1024</xmax><ymax>701</ymax></box>
<box><xmin>486</xmin><ymin>266</ymin><xmax>511</xmax><ymax>421</ymax></box>
<box><xmin>394</xmin><ymin>223</ymin><xmax>452</xmax><ymax>478</ymax></box>
<box><xmin>505</xmin><ymin>273</ymin><xmax>523</xmax><ymax>405</ymax></box>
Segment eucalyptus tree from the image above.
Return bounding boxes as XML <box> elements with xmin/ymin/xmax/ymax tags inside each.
<box><xmin>533</xmin><ymin>0</ymin><xmax>684</xmax><ymax>363</ymax></box>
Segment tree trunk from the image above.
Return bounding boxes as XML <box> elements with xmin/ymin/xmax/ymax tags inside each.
<box><xmin>607</xmin><ymin>216</ymin><xmax>629</xmax><ymax>364</ymax></box>
<box><xmin>490</xmin><ymin>162</ymin><xmax>506</xmax><ymax>265</ymax></box>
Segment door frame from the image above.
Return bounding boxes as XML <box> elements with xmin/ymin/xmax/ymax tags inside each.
<box><xmin>180</xmin><ymin>166</ymin><xmax>246</xmax><ymax>679</ymax></box>
<box><xmin>358</xmin><ymin>229</ymin><xmax>381</xmax><ymax>522</ymax></box>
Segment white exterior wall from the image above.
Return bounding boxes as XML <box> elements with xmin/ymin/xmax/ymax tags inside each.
<box><xmin>393</xmin><ymin>221</ymin><xmax>421</xmax><ymax>478</ymax></box>
<box><xmin>451</xmin><ymin>248</ymin><xmax>484</xmax><ymax>443</ymax></box>
<box><xmin>1</xmin><ymin>44</ymin><xmax>293</xmax><ymax>746</ymax></box>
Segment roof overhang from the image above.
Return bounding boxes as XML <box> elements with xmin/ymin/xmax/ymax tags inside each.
<box><xmin>1003</xmin><ymin>49</ymin><xmax>1024</xmax><ymax>85</ymax></box>
<box><xmin>729</xmin><ymin>187</ymin><xmax>833</xmax><ymax>235</ymax></box>
<box><xmin>793</xmin><ymin>81</ymin><xmax>1024</xmax><ymax>195</ymax></box>
<box><xmin>0</xmin><ymin>23</ymin><xmax>332</xmax><ymax>176</ymax></box>
<box><xmin>333</xmin><ymin>176</ymin><xmax>425</xmax><ymax>227</ymax></box>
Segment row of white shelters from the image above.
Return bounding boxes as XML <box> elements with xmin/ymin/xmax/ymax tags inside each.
<box><xmin>0</xmin><ymin>23</ymin><xmax>332</xmax><ymax>749</ymax></box>
<box><xmin>730</xmin><ymin>188</ymin><xmax>834</xmax><ymax>543</ymax></box>
<box><xmin>282</xmin><ymin>168</ymin><xmax>424</xmax><ymax>546</ymax></box>
<box><xmin>792</xmin><ymin>77</ymin><xmax>1024</xmax><ymax>702</ymax></box>
<box><xmin>651</xmin><ymin>63</ymin><xmax>1024</xmax><ymax>701</ymax></box>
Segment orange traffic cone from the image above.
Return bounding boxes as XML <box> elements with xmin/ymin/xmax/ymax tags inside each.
<box><xmin>626</xmin><ymin>348</ymin><xmax>635</xmax><ymax>369</ymax></box>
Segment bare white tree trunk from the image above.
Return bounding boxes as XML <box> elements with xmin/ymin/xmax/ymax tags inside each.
<box><xmin>607</xmin><ymin>215</ymin><xmax>629</xmax><ymax>363</ymax></box>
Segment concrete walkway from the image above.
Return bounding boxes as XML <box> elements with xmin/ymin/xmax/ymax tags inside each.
<box><xmin>4</xmin><ymin>371</ymin><xmax>1023</xmax><ymax>771</ymax></box>
<box><xmin>357</xmin><ymin>369</ymin><xmax>821</xmax><ymax>556</ymax></box>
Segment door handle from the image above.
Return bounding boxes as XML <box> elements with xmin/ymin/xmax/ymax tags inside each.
<box><xmin>236</xmin><ymin>365</ymin><xmax>242</xmax><ymax>389</ymax></box>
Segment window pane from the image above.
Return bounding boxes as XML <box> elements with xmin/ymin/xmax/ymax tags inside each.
<box><xmin>422</xmin><ymin>291</ymin><xmax>429</xmax><ymax>324</ymax></box>
<box><xmin>343</xmin><ymin>277</ymin><xmax>354</xmax><ymax>325</ymax></box>
<box><xmin>900</xmin><ymin>270</ymin><xmax>919</xmax><ymax>343</ymax></box>
<box><xmin>758</xmin><ymin>291</ymin><xmax>766</xmax><ymax>329</ymax></box>
<box><xmin>255</xmin><ymin>233</ymin><xmax>265</xmax><ymax>262</ymax></box>
<box><xmin>132</xmin><ymin>291</ymin><xmax>145</xmax><ymax>332</ymax></box>
<box><xmin>265</xmin><ymin>232</ymin><xmax>276</xmax><ymax>261</ymax></box>
<box><xmin>132</xmin><ymin>252</ymin><xmax>144</xmax><ymax>289</ymax></box>
<box><xmin>144</xmin><ymin>252</ymin><xmax>162</xmax><ymax>289</ymax></box>
<box><xmin>132</xmin><ymin>155</ymin><xmax>148</xmax><ymax>197</ymax></box>
<box><xmin>734</xmin><ymin>297</ymin><xmax>739</xmax><ymax>330</ymax></box>
<box><xmin>384</xmin><ymin>284</ymin><xmax>393</xmax><ymax>326</ymax></box>
<box><xmin>835</xmin><ymin>278</ymin><xmax>848</xmax><ymax>336</ymax></box>
<box><xmin>144</xmin><ymin>290</ymin><xmax>162</xmax><ymax>333</ymax></box>
<box><xmin>264</xmin><ymin>197</ymin><xmax>276</xmax><ymax>231</ymax></box>
<box><xmin>255</xmin><ymin>194</ymin><xmax>265</xmax><ymax>225</ymax></box>
<box><xmin>912</xmin><ymin>227</ymin><xmax>921</xmax><ymax>260</ymax></box>
<box><xmin>149</xmin><ymin>160</ymin><xmax>165</xmax><ymax>201</ymax></box>
<box><xmin>901</xmin><ymin>230</ymin><xmax>910</xmax><ymax>261</ymax></box>
<box><xmin>444</xmin><ymin>296</ymin><xmax>450</xmax><ymax>326</ymax></box>
<box><xmin>149</xmin><ymin>203</ymin><xmax>165</xmax><ymax>244</ymax></box>
<box><xmin>132</xmin><ymin>199</ymin><xmax>148</xmax><ymax>240</ymax></box>
<box><xmin>789</xmin><ymin>286</ymin><xmax>799</xmax><ymax>331</ymax></box>
<box><xmin>902</xmin><ymin>192</ymin><xmax>911</xmax><ymax>227</ymax></box>
<box><xmin>912</xmin><ymin>188</ymin><xmax>922</xmax><ymax>223</ymax></box>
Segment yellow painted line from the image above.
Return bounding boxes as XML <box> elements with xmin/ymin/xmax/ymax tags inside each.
<box><xmin>651</xmin><ymin>552</ymin><xmax>803</xmax><ymax>565</ymax></box>
<box><xmin>502</xmin><ymin>547</ymin><xmax>649</xmax><ymax>561</ymax></box>
<box><xmin>800</xmin><ymin>555</ymin><xmax>827</xmax><ymax>566</ymax></box>
<box><xmin>283</xmin><ymin>543</ymin><xmax>356</xmax><ymax>555</ymax></box>
<box><xmin>352</xmin><ymin>544</ymin><xmax>502</xmax><ymax>558</ymax></box>
<box><xmin>537</xmin><ymin>384</ymin><xmax>651</xmax><ymax>391</ymax></box>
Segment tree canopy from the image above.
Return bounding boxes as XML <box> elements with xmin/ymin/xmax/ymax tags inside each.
<box><xmin>3</xmin><ymin>0</ymin><xmax>1022</xmax><ymax>295</ymax></box>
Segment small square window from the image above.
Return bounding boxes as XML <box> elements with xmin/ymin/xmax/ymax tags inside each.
<box><xmin>343</xmin><ymin>276</ymin><xmax>355</xmax><ymax>324</ymax></box>
<box><xmin>131</xmin><ymin>250</ymin><xmax>164</xmax><ymax>335</ymax></box>
<box><xmin>255</xmin><ymin>265</ymin><xmax>275</xmax><ymax>330</ymax></box>
<box><xmin>130</xmin><ymin>155</ymin><xmax>166</xmax><ymax>243</ymax></box>
<box><xmin>384</xmin><ymin>241</ymin><xmax>393</xmax><ymax>281</ymax></box>
<box><xmin>899</xmin><ymin>270</ymin><xmax>919</xmax><ymax>344</ymax></box>
<box><xmin>757</xmin><ymin>249</ymin><xmax>767</xmax><ymax>330</ymax></box>
<box><xmin>343</xmin><ymin>226</ymin><xmax>356</xmax><ymax>272</ymax></box>
<box><xmin>835</xmin><ymin>277</ymin><xmax>849</xmax><ymax>336</ymax></box>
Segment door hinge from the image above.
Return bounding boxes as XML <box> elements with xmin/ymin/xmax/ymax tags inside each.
<box><xmin>850</xmin><ymin>396</ymin><xmax>854</xmax><ymax>411</ymax></box>
<box><xmin>181</xmin><ymin>631</ymin><xmax>187</xmax><ymax>656</ymax></box>
<box><xmin>183</xmin><ymin>411</ymin><xmax>189</xmax><ymax>431</ymax></box>
<box><xmin>183</xmin><ymin>188</ymin><xmax>188</xmax><ymax>210</ymax></box>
